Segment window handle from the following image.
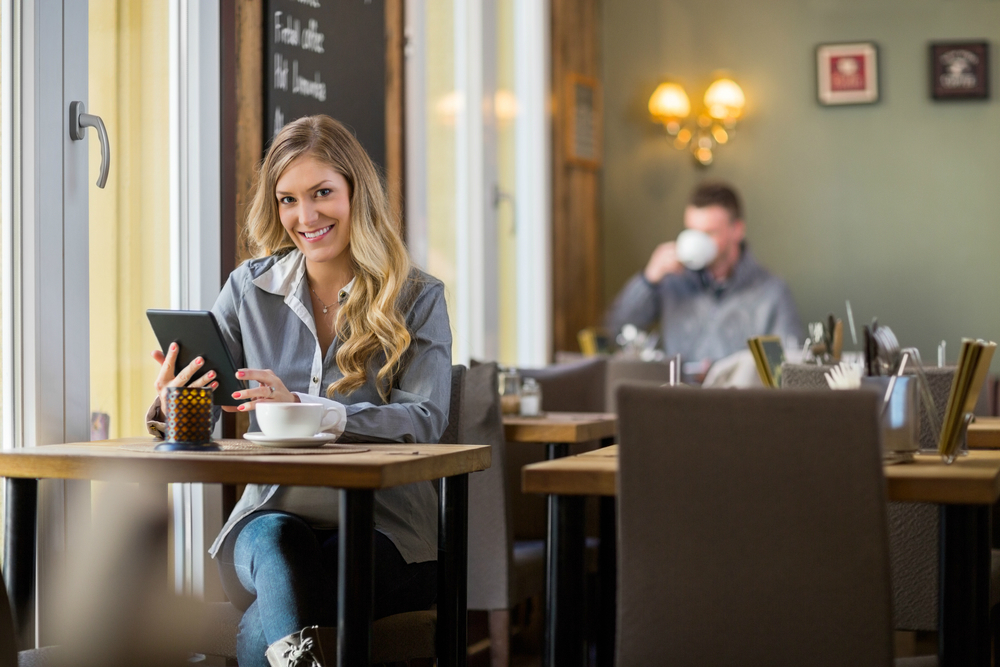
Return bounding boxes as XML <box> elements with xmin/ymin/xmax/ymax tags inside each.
<box><xmin>69</xmin><ymin>101</ymin><xmax>110</xmax><ymax>189</ymax></box>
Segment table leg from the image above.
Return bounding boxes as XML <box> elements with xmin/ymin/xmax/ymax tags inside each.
<box><xmin>3</xmin><ymin>478</ymin><xmax>37</xmax><ymax>648</ymax></box>
<box><xmin>546</xmin><ymin>443</ymin><xmax>568</xmax><ymax>461</ymax></box>
<box><xmin>338</xmin><ymin>488</ymin><xmax>374</xmax><ymax>667</ymax></box>
<box><xmin>437</xmin><ymin>474</ymin><xmax>469</xmax><ymax>667</ymax></box>
<box><xmin>544</xmin><ymin>493</ymin><xmax>586</xmax><ymax>667</ymax></box>
<box><xmin>542</xmin><ymin>442</ymin><xmax>584</xmax><ymax>667</ymax></box>
<box><xmin>938</xmin><ymin>503</ymin><xmax>990</xmax><ymax>667</ymax></box>
<box><xmin>597</xmin><ymin>495</ymin><xmax>616</xmax><ymax>667</ymax></box>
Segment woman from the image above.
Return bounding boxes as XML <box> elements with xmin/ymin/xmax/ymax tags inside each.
<box><xmin>148</xmin><ymin>115</ymin><xmax>451</xmax><ymax>667</ymax></box>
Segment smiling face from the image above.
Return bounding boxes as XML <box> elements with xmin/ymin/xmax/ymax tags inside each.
<box><xmin>276</xmin><ymin>153</ymin><xmax>353</xmax><ymax>267</ymax></box>
<box><xmin>683</xmin><ymin>204</ymin><xmax>745</xmax><ymax>280</ymax></box>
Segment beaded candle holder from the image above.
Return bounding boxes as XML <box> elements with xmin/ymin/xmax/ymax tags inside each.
<box><xmin>156</xmin><ymin>386</ymin><xmax>220</xmax><ymax>452</ymax></box>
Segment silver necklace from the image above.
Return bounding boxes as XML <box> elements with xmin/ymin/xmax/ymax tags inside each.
<box><xmin>310</xmin><ymin>286</ymin><xmax>333</xmax><ymax>314</ymax></box>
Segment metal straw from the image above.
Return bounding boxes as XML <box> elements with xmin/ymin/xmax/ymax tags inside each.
<box><xmin>845</xmin><ymin>300</ymin><xmax>858</xmax><ymax>346</ymax></box>
<box><xmin>881</xmin><ymin>351</ymin><xmax>909</xmax><ymax>416</ymax></box>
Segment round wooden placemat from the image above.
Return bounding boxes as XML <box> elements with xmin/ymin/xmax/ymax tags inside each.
<box><xmin>120</xmin><ymin>440</ymin><xmax>370</xmax><ymax>456</ymax></box>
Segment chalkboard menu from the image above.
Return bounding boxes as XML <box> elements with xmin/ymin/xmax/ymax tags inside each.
<box><xmin>265</xmin><ymin>0</ymin><xmax>386</xmax><ymax>169</ymax></box>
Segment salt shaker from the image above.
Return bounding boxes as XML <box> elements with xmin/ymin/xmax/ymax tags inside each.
<box><xmin>520</xmin><ymin>377</ymin><xmax>543</xmax><ymax>417</ymax></box>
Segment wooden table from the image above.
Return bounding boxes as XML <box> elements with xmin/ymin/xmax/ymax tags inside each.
<box><xmin>503</xmin><ymin>411</ymin><xmax>617</xmax><ymax>457</ymax></box>
<box><xmin>503</xmin><ymin>412</ymin><xmax>617</xmax><ymax>667</ymax></box>
<box><xmin>524</xmin><ymin>446</ymin><xmax>1000</xmax><ymax>667</ymax></box>
<box><xmin>967</xmin><ymin>416</ymin><xmax>1000</xmax><ymax>449</ymax></box>
<box><xmin>0</xmin><ymin>438</ymin><xmax>491</xmax><ymax>667</ymax></box>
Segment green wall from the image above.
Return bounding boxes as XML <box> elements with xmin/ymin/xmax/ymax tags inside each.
<box><xmin>602</xmin><ymin>0</ymin><xmax>1000</xmax><ymax>363</ymax></box>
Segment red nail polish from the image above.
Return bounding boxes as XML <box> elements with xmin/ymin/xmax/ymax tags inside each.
<box><xmin>238</xmin><ymin>405</ymin><xmax>245</xmax><ymax>411</ymax></box>
<box><xmin>237</xmin><ymin>371</ymin><xmax>245</xmax><ymax>378</ymax></box>
<box><xmin>232</xmin><ymin>392</ymin><xmax>240</xmax><ymax>398</ymax></box>
<box><xmin>170</xmin><ymin>343</ymin><xmax>177</xmax><ymax>351</ymax></box>
<box><xmin>196</xmin><ymin>358</ymin><xmax>203</xmax><ymax>365</ymax></box>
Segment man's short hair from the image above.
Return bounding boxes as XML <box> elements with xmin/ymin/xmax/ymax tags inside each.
<box><xmin>689</xmin><ymin>181</ymin><xmax>743</xmax><ymax>222</ymax></box>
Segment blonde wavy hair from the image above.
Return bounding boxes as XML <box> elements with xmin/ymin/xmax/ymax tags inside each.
<box><xmin>244</xmin><ymin>115</ymin><xmax>412</xmax><ymax>402</ymax></box>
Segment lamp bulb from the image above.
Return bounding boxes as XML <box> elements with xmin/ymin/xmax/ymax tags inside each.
<box><xmin>704</xmin><ymin>78</ymin><xmax>745</xmax><ymax>121</ymax></box>
<box><xmin>649</xmin><ymin>82</ymin><xmax>691</xmax><ymax>121</ymax></box>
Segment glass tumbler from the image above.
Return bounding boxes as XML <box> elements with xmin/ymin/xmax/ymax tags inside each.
<box><xmin>499</xmin><ymin>367</ymin><xmax>522</xmax><ymax>416</ymax></box>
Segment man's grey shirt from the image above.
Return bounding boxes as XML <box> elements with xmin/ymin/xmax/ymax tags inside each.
<box><xmin>605</xmin><ymin>249</ymin><xmax>803</xmax><ymax>363</ymax></box>
<box><xmin>208</xmin><ymin>250</ymin><xmax>452</xmax><ymax>563</ymax></box>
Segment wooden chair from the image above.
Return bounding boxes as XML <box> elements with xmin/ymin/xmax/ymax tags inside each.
<box><xmin>616</xmin><ymin>386</ymin><xmax>897</xmax><ymax>666</ymax></box>
<box><xmin>462</xmin><ymin>361</ymin><xmax>543</xmax><ymax>666</ymax></box>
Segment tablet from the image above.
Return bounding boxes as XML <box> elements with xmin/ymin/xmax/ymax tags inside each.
<box><xmin>146</xmin><ymin>309</ymin><xmax>247</xmax><ymax>407</ymax></box>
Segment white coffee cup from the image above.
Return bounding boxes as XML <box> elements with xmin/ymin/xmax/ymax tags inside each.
<box><xmin>256</xmin><ymin>402</ymin><xmax>327</xmax><ymax>438</ymax></box>
<box><xmin>675</xmin><ymin>229</ymin><xmax>718</xmax><ymax>271</ymax></box>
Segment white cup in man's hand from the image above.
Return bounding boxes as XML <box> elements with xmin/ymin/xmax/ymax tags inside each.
<box><xmin>256</xmin><ymin>402</ymin><xmax>327</xmax><ymax>437</ymax></box>
<box><xmin>675</xmin><ymin>229</ymin><xmax>718</xmax><ymax>270</ymax></box>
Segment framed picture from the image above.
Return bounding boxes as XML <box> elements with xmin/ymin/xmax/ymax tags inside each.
<box><xmin>930</xmin><ymin>41</ymin><xmax>989</xmax><ymax>100</ymax></box>
<box><xmin>564</xmin><ymin>73</ymin><xmax>602</xmax><ymax>169</ymax></box>
<box><xmin>816</xmin><ymin>42</ymin><xmax>879</xmax><ymax>106</ymax></box>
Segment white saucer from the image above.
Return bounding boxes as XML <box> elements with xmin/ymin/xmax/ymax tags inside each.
<box><xmin>243</xmin><ymin>432</ymin><xmax>338</xmax><ymax>448</ymax></box>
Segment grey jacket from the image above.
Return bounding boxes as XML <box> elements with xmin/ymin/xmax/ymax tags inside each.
<box><xmin>605</xmin><ymin>249</ymin><xmax>803</xmax><ymax>363</ymax></box>
<box><xmin>207</xmin><ymin>250</ymin><xmax>452</xmax><ymax>563</ymax></box>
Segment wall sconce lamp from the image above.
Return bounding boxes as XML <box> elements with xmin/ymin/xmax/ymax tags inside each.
<box><xmin>648</xmin><ymin>77</ymin><xmax>746</xmax><ymax>166</ymax></box>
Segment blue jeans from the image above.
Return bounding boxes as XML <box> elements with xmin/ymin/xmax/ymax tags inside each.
<box><xmin>217</xmin><ymin>510</ymin><xmax>437</xmax><ymax>667</ymax></box>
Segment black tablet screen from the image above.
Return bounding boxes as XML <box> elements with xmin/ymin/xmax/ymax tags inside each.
<box><xmin>146</xmin><ymin>309</ymin><xmax>247</xmax><ymax>407</ymax></box>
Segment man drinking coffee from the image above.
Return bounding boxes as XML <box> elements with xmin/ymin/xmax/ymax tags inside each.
<box><xmin>605</xmin><ymin>181</ymin><xmax>803</xmax><ymax>368</ymax></box>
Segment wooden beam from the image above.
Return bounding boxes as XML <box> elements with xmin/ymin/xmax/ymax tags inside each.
<box><xmin>550</xmin><ymin>0</ymin><xmax>603</xmax><ymax>354</ymax></box>
<box><xmin>385</xmin><ymin>0</ymin><xmax>406</xmax><ymax>232</ymax></box>
<box><xmin>234</xmin><ymin>0</ymin><xmax>263</xmax><ymax>267</ymax></box>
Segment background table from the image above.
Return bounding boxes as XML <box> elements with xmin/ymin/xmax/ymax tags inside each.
<box><xmin>523</xmin><ymin>446</ymin><xmax>1000</xmax><ymax>667</ymax></box>
<box><xmin>503</xmin><ymin>411</ymin><xmax>617</xmax><ymax>458</ymax></box>
<box><xmin>0</xmin><ymin>438</ymin><xmax>490</xmax><ymax>667</ymax></box>
<box><xmin>504</xmin><ymin>412</ymin><xmax>616</xmax><ymax>667</ymax></box>
<box><xmin>967</xmin><ymin>416</ymin><xmax>1000</xmax><ymax>449</ymax></box>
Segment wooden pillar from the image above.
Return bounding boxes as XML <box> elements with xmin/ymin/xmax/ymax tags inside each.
<box><xmin>551</xmin><ymin>0</ymin><xmax>603</xmax><ymax>354</ymax></box>
<box><xmin>385</xmin><ymin>0</ymin><xmax>406</xmax><ymax>231</ymax></box>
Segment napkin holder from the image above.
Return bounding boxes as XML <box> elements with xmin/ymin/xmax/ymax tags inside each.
<box><xmin>940</xmin><ymin>412</ymin><xmax>975</xmax><ymax>465</ymax></box>
<box><xmin>781</xmin><ymin>361</ymin><xmax>955</xmax><ymax>464</ymax></box>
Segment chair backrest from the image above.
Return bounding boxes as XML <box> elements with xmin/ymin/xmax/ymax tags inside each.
<box><xmin>605</xmin><ymin>358</ymin><xmax>674</xmax><ymax>413</ymax></box>
<box><xmin>462</xmin><ymin>362</ymin><xmax>514</xmax><ymax>610</ymax></box>
<box><xmin>616</xmin><ymin>385</ymin><xmax>893</xmax><ymax>667</ymax></box>
<box><xmin>440</xmin><ymin>365</ymin><xmax>467</xmax><ymax>445</ymax></box>
<box><xmin>520</xmin><ymin>356</ymin><xmax>608</xmax><ymax>413</ymax></box>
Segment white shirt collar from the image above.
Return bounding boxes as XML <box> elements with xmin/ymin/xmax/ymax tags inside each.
<box><xmin>338</xmin><ymin>276</ymin><xmax>356</xmax><ymax>304</ymax></box>
<box><xmin>251</xmin><ymin>250</ymin><xmax>304</xmax><ymax>297</ymax></box>
<box><xmin>252</xmin><ymin>250</ymin><xmax>356</xmax><ymax>304</ymax></box>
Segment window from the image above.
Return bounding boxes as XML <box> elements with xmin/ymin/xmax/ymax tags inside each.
<box><xmin>88</xmin><ymin>0</ymin><xmax>172</xmax><ymax>440</ymax></box>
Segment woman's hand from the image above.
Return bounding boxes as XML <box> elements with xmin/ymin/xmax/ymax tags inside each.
<box><xmin>228</xmin><ymin>369</ymin><xmax>300</xmax><ymax>412</ymax></box>
<box><xmin>151</xmin><ymin>343</ymin><xmax>220</xmax><ymax>414</ymax></box>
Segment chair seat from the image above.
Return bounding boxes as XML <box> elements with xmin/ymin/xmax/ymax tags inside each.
<box><xmin>371</xmin><ymin>610</ymin><xmax>437</xmax><ymax>663</ymax></box>
<box><xmin>200</xmin><ymin>602</ymin><xmax>437</xmax><ymax>663</ymax></box>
